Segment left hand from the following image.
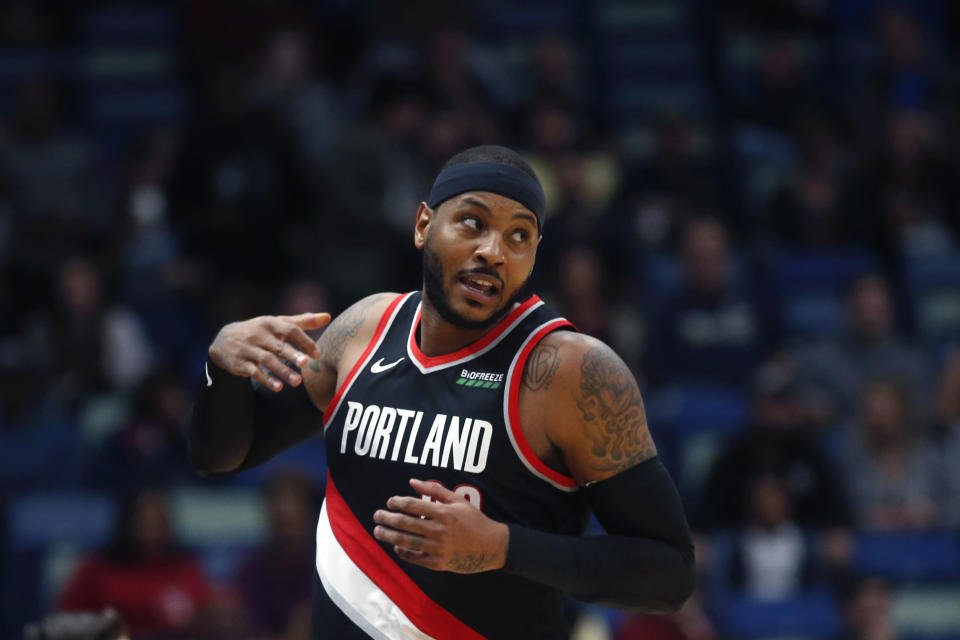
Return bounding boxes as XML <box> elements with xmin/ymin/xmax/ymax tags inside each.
<box><xmin>373</xmin><ymin>479</ymin><xmax>509</xmax><ymax>574</ymax></box>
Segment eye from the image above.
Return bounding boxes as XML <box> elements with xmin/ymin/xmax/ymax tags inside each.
<box><xmin>511</xmin><ymin>228</ymin><xmax>530</xmax><ymax>243</ymax></box>
<box><xmin>462</xmin><ymin>215</ymin><xmax>482</xmax><ymax>230</ymax></box>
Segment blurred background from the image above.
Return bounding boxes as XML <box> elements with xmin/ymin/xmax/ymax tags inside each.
<box><xmin>0</xmin><ymin>0</ymin><xmax>959</xmax><ymax>638</ymax></box>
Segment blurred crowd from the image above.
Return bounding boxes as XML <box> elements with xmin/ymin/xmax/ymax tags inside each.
<box><xmin>1</xmin><ymin>1</ymin><xmax>959</xmax><ymax>639</ymax></box>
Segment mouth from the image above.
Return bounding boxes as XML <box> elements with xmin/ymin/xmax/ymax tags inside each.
<box><xmin>458</xmin><ymin>273</ymin><xmax>501</xmax><ymax>303</ymax></box>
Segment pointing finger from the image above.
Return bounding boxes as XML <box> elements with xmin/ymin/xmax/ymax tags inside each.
<box><xmin>278</xmin><ymin>312</ymin><xmax>331</xmax><ymax>330</ymax></box>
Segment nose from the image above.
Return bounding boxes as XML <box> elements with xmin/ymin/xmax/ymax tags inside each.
<box><xmin>474</xmin><ymin>231</ymin><xmax>506</xmax><ymax>265</ymax></box>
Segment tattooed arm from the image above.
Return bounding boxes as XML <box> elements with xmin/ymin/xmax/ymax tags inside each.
<box><xmin>302</xmin><ymin>292</ymin><xmax>398</xmax><ymax>411</ymax></box>
<box><xmin>518</xmin><ymin>331</ymin><xmax>657</xmax><ymax>483</ymax></box>
<box><xmin>502</xmin><ymin>331</ymin><xmax>694</xmax><ymax>611</ymax></box>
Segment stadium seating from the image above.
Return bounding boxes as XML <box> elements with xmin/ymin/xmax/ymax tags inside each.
<box><xmin>905</xmin><ymin>253</ymin><xmax>960</xmax><ymax>348</ymax></box>
<box><xmin>711</xmin><ymin>589</ymin><xmax>841</xmax><ymax>639</ymax></box>
<box><xmin>896</xmin><ymin>585</ymin><xmax>960</xmax><ymax>640</ymax></box>
<box><xmin>2</xmin><ymin>491</ymin><xmax>116</xmax><ymax>633</ymax></box>
<box><xmin>169</xmin><ymin>487</ymin><xmax>266</xmax><ymax>582</ymax></box>
<box><xmin>645</xmin><ymin>384</ymin><xmax>747</xmax><ymax>496</ymax></box>
<box><xmin>851</xmin><ymin>532</ymin><xmax>960</xmax><ymax>582</ymax></box>
<box><xmin>772</xmin><ymin>249</ymin><xmax>878</xmax><ymax>338</ymax></box>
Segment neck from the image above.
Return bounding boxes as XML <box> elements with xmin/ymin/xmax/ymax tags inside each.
<box><xmin>418</xmin><ymin>292</ymin><xmax>492</xmax><ymax>356</ymax></box>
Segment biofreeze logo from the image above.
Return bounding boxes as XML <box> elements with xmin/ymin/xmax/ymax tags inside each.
<box><xmin>339</xmin><ymin>402</ymin><xmax>491</xmax><ymax>473</ymax></box>
<box><xmin>456</xmin><ymin>368</ymin><xmax>504</xmax><ymax>389</ymax></box>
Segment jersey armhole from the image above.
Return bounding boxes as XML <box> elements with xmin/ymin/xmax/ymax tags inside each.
<box><xmin>322</xmin><ymin>293</ymin><xmax>410</xmax><ymax>430</ymax></box>
<box><xmin>503</xmin><ymin>320</ymin><xmax>579</xmax><ymax>492</ymax></box>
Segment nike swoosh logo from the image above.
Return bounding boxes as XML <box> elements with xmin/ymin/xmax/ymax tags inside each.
<box><xmin>370</xmin><ymin>357</ymin><xmax>404</xmax><ymax>374</ymax></box>
<box><xmin>205</xmin><ymin>362</ymin><xmax>213</xmax><ymax>387</ymax></box>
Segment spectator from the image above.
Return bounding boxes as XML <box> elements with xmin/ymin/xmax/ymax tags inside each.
<box><xmin>616</xmin><ymin>592</ymin><xmax>717</xmax><ymax>640</ymax></box>
<box><xmin>168</xmin><ymin>64</ymin><xmax>308</xmax><ymax>285</ymax></box>
<box><xmin>795</xmin><ymin>274</ymin><xmax>929</xmax><ymax>427</ymax></box>
<box><xmin>936</xmin><ymin>346</ymin><xmax>960</xmax><ymax>526</ymax></box>
<box><xmin>543</xmin><ymin>245</ymin><xmax>612</xmax><ymax>348</ymax></box>
<box><xmin>84</xmin><ymin>368</ymin><xmax>193</xmax><ymax>490</ymax></box>
<box><xmin>762</xmin><ymin>113</ymin><xmax>857</xmax><ymax>249</ymax></box>
<box><xmin>58</xmin><ymin>489</ymin><xmax>211</xmax><ymax>638</ymax></box>
<box><xmin>250</xmin><ymin>29</ymin><xmax>344</xmax><ymax>182</ymax></box>
<box><xmin>0</xmin><ymin>79</ymin><xmax>100</xmax><ymax>262</ymax></box>
<box><xmin>643</xmin><ymin>218</ymin><xmax>777</xmax><ymax>389</ymax></box>
<box><xmin>851</xmin><ymin>110</ymin><xmax>960</xmax><ymax>264</ymax></box>
<box><xmin>234</xmin><ymin>472</ymin><xmax>318</xmax><ymax>637</ymax></box>
<box><xmin>844</xmin><ymin>379</ymin><xmax>941</xmax><ymax>531</ymax></box>
<box><xmin>839</xmin><ymin>577</ymin><xmax>899</xmax><ymax>640</ymax></box>
<box><xmin>693</xmin><ymin>358</ymin><xmax>851</xmax><ymax>532</ymax></box>
<box><xmin>25</xmin><ymin>257</ymin><xmax>154</xmax><ymax>408</ymax></box>
<box><xmin>729</xmin><ymin>474</ymin><xmax>817</xmax><ymax>600</ymax></box>
<box><xmin>0</xmin><ymin>343</ymin><xmax>78</xmax><ymax>493</ymax></box>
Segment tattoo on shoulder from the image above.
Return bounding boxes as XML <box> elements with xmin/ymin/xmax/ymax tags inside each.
<box><xmin>522</xmin><ymin>342</ymin><xmax>561</xmax><ymax>392</ymax></box>
<box><xmin>576</xmin><ymin>346</ymin><xmax>656</xmax><ymax>474</ymax></box>
<box><xmin>313</xmin><ymin>295</ymin><xmax>384</xmax><ymax>370</ymax></box>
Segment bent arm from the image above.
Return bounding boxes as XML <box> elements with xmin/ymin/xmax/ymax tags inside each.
<box><xmin>504</xmin><ymin>333</ymin><xmax>694</xmax><ymax>611</ymax></box>
<box><xmin>502</xmin><ymin>457</ymin><xmax>694</xmax><ymax>611</ymax></box>
<box><xmin>188</xmin><ymin>293</ymin><xmax>396</xmax><ymax>475</ymax></box>
<box><xmin>188</xmin><ymin>361</ymin><xmax>321</xmax><ymax>474</ymax></box>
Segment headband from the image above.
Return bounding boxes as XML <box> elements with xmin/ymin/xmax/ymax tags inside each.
<box><xmin>427</xmin><ymin>162</ymin><xmax>546</xmax><ymax>230</ymax></box>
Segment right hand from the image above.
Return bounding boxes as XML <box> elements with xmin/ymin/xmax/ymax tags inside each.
<box><xmin>209</xmin><ymin>312</ymin><xmax>331</xmax><ymax>392</ymax></box>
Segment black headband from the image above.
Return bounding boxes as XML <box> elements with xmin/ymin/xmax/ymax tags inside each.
<box><xmin>427</xmin><ymin>162</ymin><xmax>546</xmax><ymax>230</ymax></box>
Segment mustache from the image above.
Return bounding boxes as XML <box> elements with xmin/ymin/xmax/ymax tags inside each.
<box><xmin>458</xmin><ymin>267</ymin><xmax>504</xmax><ymax>289</ymax></box>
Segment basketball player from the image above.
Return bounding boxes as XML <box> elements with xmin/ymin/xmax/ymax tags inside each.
<box><xmin>190</xmin><ymin>146</ymin><xmax>694</xmax><ymax>639</ymax></box>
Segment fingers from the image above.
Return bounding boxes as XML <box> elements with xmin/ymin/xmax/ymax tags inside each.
<box><xmin>244</xmin><ymin>343</ymin><xmax>302</xmax><ymax>387</ymax></box>
<box><xmin>384</xmin><ymin>495</ymin><xmax>445</xmax><ymax>519</ymax></box>
<box><xmin>374</xmin><ymin>509</ymin><xmax>439</xmax><ymax>537</ymax></box>
<box><xmin>266</xmin><ymin>319</ymin><xmax>322</xmax><ymax>361</ymax></box>
<box><xmin>410</xmin><ymin>478</ymin><xmax>463</xmax><ymax>504</ymax></box>
<box><xmin>241</xmin><ymin>361</ymin><xmax>283</xmax><ymax>391</ymax></box>
<box><xmin>373</xmin><ymin>525</ymin><xmax>436</xmax><ymax>553</ymax></box>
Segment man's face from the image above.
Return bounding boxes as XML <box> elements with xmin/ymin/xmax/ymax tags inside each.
<box><xmin>415</xmin><ymin>191</ymin><xmax>540</xmax><ymax>330</ymax></box>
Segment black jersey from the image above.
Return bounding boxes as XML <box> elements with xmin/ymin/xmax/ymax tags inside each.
<box><xmin>313</xmin><ymin>291</ymin><xmax>588</xmax><ymax>640</ymax></box>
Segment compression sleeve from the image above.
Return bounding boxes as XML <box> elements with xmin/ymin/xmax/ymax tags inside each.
<box><xmin>501</xmin><ymin>456</ymin><xmax>695</xmax><ymax>612</ymax></box>
<box><xmin>187</xmin><ymin>359</ymin><xmax>323</xmax><ymax>474</ymax></box>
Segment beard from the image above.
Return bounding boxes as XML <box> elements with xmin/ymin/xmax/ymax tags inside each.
<box><xmin>422</xmin><ymin>240</ymin><xmax>533</xmax><ymax>331</ymax></box>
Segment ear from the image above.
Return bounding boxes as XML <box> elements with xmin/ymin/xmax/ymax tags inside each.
<box><xmin>413</xmin><ymin>202</ymin><xmax>433</xmax><ymax>250</ymax></box>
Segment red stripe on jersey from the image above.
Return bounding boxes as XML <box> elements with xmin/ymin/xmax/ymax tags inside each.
<box><xmin>324</xmin><ymin>473</ymin><xmax>488</xmax><ymax>640</ymax></box>
<box><xmin>323</xmin><ymin>293</ymin><xmax>407</xmax><ymax>429</ymax></box>
<box><xmin>408</xmin><ymin>295</ymin><xmax>542</xmax><ymax>368</ymax></box>
<box><xmin>507</xmin><ymin>319</ymin><xmax>578</xmax><ymax>489</ymax></box>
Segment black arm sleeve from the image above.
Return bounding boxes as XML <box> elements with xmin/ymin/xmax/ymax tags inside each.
<box><xmin>187</xmin><ymin>359</ymin><xmax>323</xmax><ymax>475</ymax></box>
<box><xmin>501</xmin><ymin>456</ymin><xmax>695</xmax><ymax>612</ymax></box>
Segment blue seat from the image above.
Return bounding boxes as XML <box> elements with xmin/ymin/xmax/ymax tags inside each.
<box><xmin>905</xmin><ymin>254</ymin><xmax>960</xmax><ymax>345</ymax></box>
<box><xmin>650</xmin><ymin>384</ymin><xmax>748</xmax><ymax>437</ymax></box>
<box><xmin>473</xmin><ymin>0</ymin><xmax>580</xmax><ymax>38</ymax></box>
<box><xmin>223</xmin><ymin>435</ymin><xmax>328</xmax><ymax>488</ymax></box>
<box><xmin>81</xmin><ymin>6</ymin><xmax>177</xmax><ymax>43</ymax></box>
<box><xmin>3</xmin><ymin>491</ymin><xmax>116</xmax><ymax>636</ymax></box>
<box><xmin>712</xmin><ymin>588</ymin><xmax>841</xmax><ymax>639</ymax></box>
<box><xmin>7</xmin><ymin>491</ymin><xmax>115</xmax><ymax>550</ymax></box>
<box><xmin>645</xmin><ymin>386</ymin><xmax>747</xmax><ymax>498</ymax></box>
<box><xmin>773</xmin><ymin>250</ymin><xmax>878</xmax><ymax>337</ymax></box>
<box><xmin>852</xmin><ymin>532</ymin><xmax>960</xmax><ymax>582</ymax></box>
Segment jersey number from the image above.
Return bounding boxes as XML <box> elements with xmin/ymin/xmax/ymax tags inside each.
<box><xmin>420</xmin><ymin>480</ymin><xmax>482</xmax><ymax>510</ymax></box>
